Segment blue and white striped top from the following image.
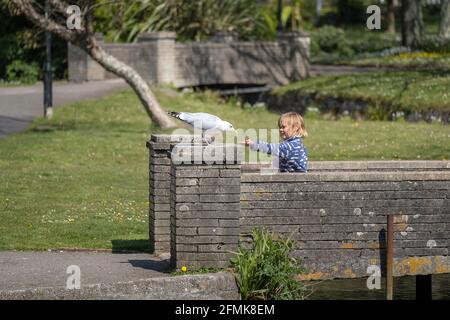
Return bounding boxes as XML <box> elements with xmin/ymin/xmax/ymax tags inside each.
<box><xmin>250</xmin><ymin>136</ymin><xmax>308</xmax><ymax>172</ymax></box>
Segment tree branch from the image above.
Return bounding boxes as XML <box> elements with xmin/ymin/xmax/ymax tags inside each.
<box><xmin>11</xmin><ymin>0</ymin><xmax>84</xmax><ymax>43</ymax></box>
<box><xmin>48</xmin><ymin>0</ymin><xmax>71</xmax><ymax>18</ymax></box>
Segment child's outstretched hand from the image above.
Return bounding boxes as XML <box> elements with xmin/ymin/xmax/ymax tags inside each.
<box><xmin>240</xmin><ymin>136</ymin><xmax>253</xmax><ymax>146</ymax></box>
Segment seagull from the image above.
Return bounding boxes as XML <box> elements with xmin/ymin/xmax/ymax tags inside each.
<box><xmin>168</xmin><ymin>112</ymin><xmax>236</xmax><ymax>142</ymax></box>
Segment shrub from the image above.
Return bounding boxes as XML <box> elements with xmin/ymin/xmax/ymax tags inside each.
<box><xmin>230</xmin><ymin>228</ymin><xmax>307</xmax><ymax>300</ymax></box>
<box><xmin>6</xmin><ymin>60</ymin><xmax>39</xmax><ymax>84</ymax></box>
<box><xmin>311</xmin><ymin>26</ymin><xmax>356</xmax><ymax>58</ymax></box>
<box><xmin>418</xmin><ymin>35</ymin><xmax>450</xmax><ymax>53</ymax></box>
<box><xmin>313</xmin><ymin>26</ymin><xmax>346</xmax><ymax>53</ymax></box>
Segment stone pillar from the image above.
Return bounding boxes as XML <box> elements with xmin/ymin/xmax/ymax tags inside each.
<box><xmin>68</xmin><ymin>43</ymin><xmax>87</xmax><ymax>82</ymax></box>
<box><xmin>147</xmin><ymin>136</ymin><xmax>172</xmax><ymax>254</ymax></box>
<box><xmin>68</xmin><ymin>33</ymin><xmax>106</xmax><ymax>82</ymax></box>
<box><xmin>86</xmin><ymin>33</ymin><xmax>106</xmax><ymax>81</ymax></box>
<box><xmin>277</xmin><ymin>31</ymin><xmax>310</xmax><ymax>79</ymax></box>
<box><xmin>147</xmin><ymin>135</ymin><xmax>206</xmax><ymax>254</ymax></box>
<box><xmin>169</xmin><ymin>143</ymin><xmax>243</xmax><ymax>270</ymax></box>
<box><xmin>137</xmin><ymin>32</ymin><xmax>176</xmax><ymax>85</ymax></box>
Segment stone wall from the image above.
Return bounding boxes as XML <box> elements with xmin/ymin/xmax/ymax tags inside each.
<box><xmin>174</xmin><ymin>37</ymin><xmax>309</xmax><ymax>87</ymax></box>
<box><xmin>241</xmin><ymin>165</ymin><xmax>450</xmax><ymax>279</ymax></box>
<box><xmin>169</xmin><ymin>144</ymin><xmax>242</xmax><ymax>269</ymax></box>
<box><xmin>147</xmin><ymin>135</ymin><xmax>206</xmax><ymax>253</ymax></box>
<box><xmin>68</xmin><ymin>32</ymin><xmax>310</xmax><ymax>87</ymax></box>
<box><xmin>148</xmin><ymin>135</ymin><xmax>450</xmax><ymax>279</ymax></box>
<box><xmin>264</xmin><ymin>89</ymin><xmax>450</xmax><ymax>123</ymax></box>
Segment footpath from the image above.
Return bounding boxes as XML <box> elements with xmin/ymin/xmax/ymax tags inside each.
<box><xmin>0</xmin><ymin>79</ymin><xmax>128</xmax><ymax>138</ymax></box>
<box><xmin>0</xmin><ymin>250</ymin><xmax>238</xmax><ymax>300</ymax></box>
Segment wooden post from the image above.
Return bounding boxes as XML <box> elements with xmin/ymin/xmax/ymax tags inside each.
<box><xmin>386</xmin><ymin>214</ymin><xmax>394</xmax><ymax>300</ymax></box>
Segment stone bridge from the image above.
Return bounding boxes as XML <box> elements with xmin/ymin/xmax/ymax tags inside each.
<box><xmin>68</xmin><ymin>32</ymin><xmax>310</xmax><ymax>88</ymax></box>
<box><xmin>147</xmin><ymin>135</ymin><xmax>450</xmax><ymax>284</ymax></box>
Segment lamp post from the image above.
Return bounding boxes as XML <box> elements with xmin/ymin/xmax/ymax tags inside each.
<box><xmin>315</xmin><ymin>0</ymin><xmax>323</xmax><ymax>26</ymax></box>
<box><xmin>277</xmin><ymin>0</ymin><xmax>283</xmax><ymax>33</ymax></box>
<box><xmin>44</xmin><ymin>0</ymin><xmax>53</xmax><ymax>119</ymax></box>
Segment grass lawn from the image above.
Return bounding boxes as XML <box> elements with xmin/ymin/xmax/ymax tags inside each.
<box><xmin>0</xmin><ymin>80</ymin><xmax>68</xmax><ymax>87</ymax></box>
<box><xmin>276</xmin><ymin>69</ymin><xmax>450</xmax><ymax>115</ymax></box>
<box><xmin>310</xmin><ymin>23</ymin><xmax>450</xmax><ymax>70</ymax></box>
<box><xmin>316</xmin><ymin>52</ymin><xmax>450</xmax><ymax>70</ymax></box>
<box><xmin>1</xmin><ymin>87</ymin><xmax>449</xmax><ymax>251</ymax></box>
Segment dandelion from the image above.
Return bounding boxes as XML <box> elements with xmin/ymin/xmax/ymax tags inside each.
<box><xmin>181</xmin><ymin>266</ymin><xmax>187</xmax><ymax>272</ymax></box>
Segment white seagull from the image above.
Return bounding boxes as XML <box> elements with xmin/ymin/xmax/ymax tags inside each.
<box><xmin>168</xmin><ymin>112</ymin><xmax>236</xmax><ymax>140</ymax></box>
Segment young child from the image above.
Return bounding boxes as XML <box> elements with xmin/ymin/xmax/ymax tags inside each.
<box><xmin>243</xmin><ymin>112</ymin><xmax>308</xmax><ymax>172</ymax></box>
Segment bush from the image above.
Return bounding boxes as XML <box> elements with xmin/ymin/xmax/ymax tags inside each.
<box><xmin>311</xmin><ymin>26</ymin><xmax>355</xmax><ymax>58</ymax></box>
<box><xmin>348</xmin><ymin>33</ymin><xmax>399</xmax><ymax>54</ymax></box>
<box><xmin>419</xmin><ymin>35</ymin><xmax>450</xmax><ymax>53</ymax></box>
<box><xmin>6</xmin><ymin>60</ymin><xmax>40</xmax><ymax>84</ymax></box>
<box><xmin>313</xmin><ymin>26</ymin><xmax>346</xmax><ymax>53</ymax></box>
<box><xmin>230</xmin><ymin>228</ymin><xmax>307</xmax><ymax>300</ymax></box>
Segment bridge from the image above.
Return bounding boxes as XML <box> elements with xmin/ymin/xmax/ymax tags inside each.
<box><xmin>68</xmin><ymin>32</ymin><xmax>310</xmax><ymax>88</ymax></box>
<box><xmin>147</xmin><ymin>135</ymin><xmax>450</xmax><ymax>297</ymax></box>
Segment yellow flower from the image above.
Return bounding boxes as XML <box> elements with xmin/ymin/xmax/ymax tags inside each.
<box><xmin>181</xmin><ymin>266</ymin><xmax>187</xmax><ymax>272</ymax></box>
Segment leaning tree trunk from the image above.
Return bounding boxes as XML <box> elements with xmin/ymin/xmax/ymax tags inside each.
<box><xmin>401</xmin><ymin>0</ymin><xmax>424</xmax><ymax>48</ymax></box>
<box><xmin>440</xmin><ymin>0</ymin><xmax>450</xmax><ymax>39</ymax></box>
<box><xmin>87</xmin><ymin>38</ymin><xmax>175</xmax><ymax>129</ymax></box>
<box><xmin>9</xmin><ymin>0</ymin><xmax>176</xmax><ymax>129</ymax></box>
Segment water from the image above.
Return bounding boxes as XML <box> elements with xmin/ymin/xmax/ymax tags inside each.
<box><xmin>307</xmin><ymin>274</ymin><xmax>450</xmax><ymax>300</ymax></box>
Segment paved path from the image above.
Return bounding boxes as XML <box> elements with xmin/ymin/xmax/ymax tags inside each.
<box><xmin>0</xmin><ymin>79</ymin><xmax>128</xmax><ymax>138</ymax></box>
<box><xmin>0</xmin><ymin>250</ymin><xmax>169</xmax><ymax>291</ymax></box>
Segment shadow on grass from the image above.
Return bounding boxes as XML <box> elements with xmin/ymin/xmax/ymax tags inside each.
<box><xmin>111</xmin><ymin>239</ymin><xmax>152</xmax><ymax>254</ymax></box>
<box><xmin>29</xmin><ymin>122</ymin><xmax>77</xmax><ymax>133</ymax></box>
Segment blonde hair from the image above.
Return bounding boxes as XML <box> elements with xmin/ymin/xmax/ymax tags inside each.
<box><xmin>278</xmin><ymin>112</ymin><xmax>308</xmax><ymax>138</ymax></box>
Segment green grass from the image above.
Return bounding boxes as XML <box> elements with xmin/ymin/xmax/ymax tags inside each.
<box><xmin>277</xmin><ymin>70</ymin><xmax>450</xmax><ymax>114</ymax></box>
<box><xmin>310</xmin><ymin>23</ymin><xmax>450</xmax><ymax>69</ymax></box>
<box><xmin>0</xmin><ymin>87</ymin><xmax>449</xmax><ymax>250</ymax></box>
<box><xmin>0</xmin><ymin>80</ymin><xmax>68</xmax><ymax>87</ymax></box>
<box><xmin>319</xmin><ymin>52</ymin><xmax>450</xmax><ymax>70</ymax></box>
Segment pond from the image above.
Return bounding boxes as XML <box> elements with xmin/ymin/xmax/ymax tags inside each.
<box><xmin>307</xmin><ymin>274</ymin><xmax>450</xmax><ymax>300</ymax></box>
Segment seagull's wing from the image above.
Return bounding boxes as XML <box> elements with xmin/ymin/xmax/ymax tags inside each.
<box><xmin>172</xmin><ymin>112</ymin><xmax>222</xmax><ymax>131</ymax></box>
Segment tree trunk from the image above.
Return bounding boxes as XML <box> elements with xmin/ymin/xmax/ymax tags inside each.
<box><xmin>387</xmin><ymin>0</ymin><xmax>396</xmax><ymax>34</ymax></box>
<box><xmin>87</xmin><ymin>38</ymin><xmax>175</xmax><ymax>129</ymax></box>
<box><xmin>9</xmin><ymin>0</ymin><xmax>176</xmax><ymax>129</ymax></box>
<box><xmin>401</xmin><ymin>0</ymin><xmax>424</xmax><ymax>48</ymax></box>
<box><xmin>440</xmin><ymin>0</ymin><xmax>450</xmax><ymax>39</ymax></box>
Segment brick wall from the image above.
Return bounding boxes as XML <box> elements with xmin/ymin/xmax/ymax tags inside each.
<box><xmin>67</xmin><ymin>43</ymin><xmax>87</xmax><ymax>83</ymax></box>
<box><xmin>174</xmin><ymin>35</ymin><xmax>309</xmax><ymax>87</ymax></box>
<box><xmin>241</xmin><ymin>165</ymin><xmax>450</xmax><ymax>279</ymax></box>
<box><xmin>148</xmin><ymin>135</ymin><xmax>450</xmax><ymax>279</ymax></box>
<box><xmin>68</xmin><ymin>32</ymin><xmax>310</xmax><ymax>87</ymax></box>
<box><xmin>168</xmin><ymin>143</ymin><xmax>243</xmax><ymax>270</ymax></box>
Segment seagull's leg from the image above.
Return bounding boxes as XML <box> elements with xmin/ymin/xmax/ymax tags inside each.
<box><xmin>201</xmin><ymin>131</ymin><xmax>208</xmax><ymax>144</ymax></box>
<box><xmin>202</xmin><ymin>132</ymin><xmax>215</xmax><ymax>144</ymax></box>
